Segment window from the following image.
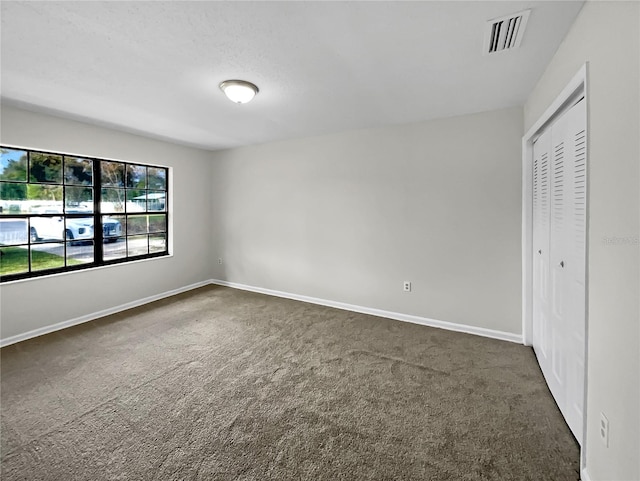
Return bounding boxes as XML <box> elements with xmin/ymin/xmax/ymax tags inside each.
<box><xmin>0</xmin><ymin>146</ymin><xmax>169</xmax><ymax>281</ymax></box>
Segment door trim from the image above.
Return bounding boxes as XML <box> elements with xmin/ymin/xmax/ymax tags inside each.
<box><xmin>521</xmin><ymin>63</ymin><xmax>589</xmax><ymax>464</ymax></box>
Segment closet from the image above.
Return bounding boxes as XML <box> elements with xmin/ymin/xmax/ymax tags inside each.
<box><xmin>531</xmin><ymin>97</ymin><xmax>587</xmax><ymax>443</ymax></box>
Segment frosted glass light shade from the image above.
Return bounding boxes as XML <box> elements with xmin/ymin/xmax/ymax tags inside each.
<box><xmin>219</xmin><ymin>80</ymin><xmax>259</xmax><ymax>104</ymax></box>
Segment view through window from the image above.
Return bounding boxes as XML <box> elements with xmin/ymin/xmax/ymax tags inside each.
<box><xmin>0</xmin><ymin>146</ymin><xmax>169</xmax><ymax>281</ymax></box>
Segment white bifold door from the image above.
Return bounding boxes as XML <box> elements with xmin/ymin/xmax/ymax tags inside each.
<box><xmin>532</xmin><ymin>98</ymin><xmax>587</xmax><ymax>443</ymax></box>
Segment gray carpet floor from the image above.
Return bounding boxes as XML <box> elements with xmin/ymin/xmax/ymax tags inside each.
<box><xmin>1</xmin><ymin>285</ymin><xmax>579</xmax><ymax>480</ymax></box>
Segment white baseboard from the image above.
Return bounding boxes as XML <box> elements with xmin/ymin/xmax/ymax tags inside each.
<box><xmin>0</xmin><ymin>280</ymin><xmax>211</xmax><ymax>348</ymax></box>
<box><xmin>210</xmin><ymin>279</ymin><xmax>523</xmax><ymax>344</ymax></box>
<box><xmin>580</xmin><ymin>467</ymin><xmax>591</xmax><ymax>481</ymax></box>
<box><xmin>1</xmin><ymin>278</ymin><xmax>523</xmax><ymax>347</ymax></box>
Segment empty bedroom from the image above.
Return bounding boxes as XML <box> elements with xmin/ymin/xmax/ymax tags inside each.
<box><xmin>0</xmin><ymin>1</ymin><xmax>638</xmax><ymax>480</ymax></box>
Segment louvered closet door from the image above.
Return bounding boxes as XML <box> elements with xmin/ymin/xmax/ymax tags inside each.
<box><xmin>559</xmin><ymin>98</ymin><xmax>587</xmax><ymax>442</ymax></box>
<box><xmin>532</xmin><ymin>98</ymin><xmax>587</xmax><ymax>443</ymax></box>
<box><xmin>532</xmin><ymin>129</ymin><xmax>552</xmax><ymax>393</ymax></box>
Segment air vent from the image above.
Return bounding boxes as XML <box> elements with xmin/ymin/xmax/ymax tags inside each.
<box><xmin>483</xmin><ymin>9</ymin><xmax>531</xmax><ymax>54</ymax></box>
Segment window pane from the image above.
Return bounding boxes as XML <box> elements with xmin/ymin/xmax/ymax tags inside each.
<box><xmin>127</xmin><ymin>215</ymin><xmax>148</xmax><ymax>235</ymax></box>
<box><xmin>126</xmin><ymin>189</ymin><xmax>146</xmax><ymax>212</ymax></box>
<box><xmin>149</xmin><ymin>233</ymin><xmax>166</xmax><ymax>253</ymax></box>
<box><xmin>28</xmin><ymin>185</ymin><xmax>64</xmax><ymax>213</ymax></box>
<box><xmin>101</xmin><ymin>162</ymin><xmax>124</xmax><ymax>187</ymax></box>
<box><xmin>67</xmin><ymin>241</ymin><xmax>94</xmax><ymax>265</ymax></box>
<box><xmin>126</xmin><ymin>165</ymin><xmax>146</xmax><ymax>188</ymax></box>
<box><xmin>147</xmin><ymin>191</ymin><xmax>166</xmax><ymax>211</ymax></box>
<box><xmin>66</xmin><ymin>216</ymin><xmax>94</xmax><ymax>242</ymax></box>
<box><xmin>127</xmin><ymin>235</ymin><xmax>148</xmax><ymax>257</ymax></box>
<box><xmin>64</xmin><ymin>157</ymin><xmax>93</xmax><ymax>185</ymax></box>
<box><xmin>0</xmin><ymin>183</ymin><xmax>28</xmax><ymax>214</ymax></box>
<box><xmin>65</xmin><ymin>187</ymin><xmax>93</xmax><ymax>212</ymax></box>
<box><xmin>0</xmin><ymin>218</ymin><xmax>28</xmax><ymax>245</ymax></box>
<box><xmin>30</xmin><ymin>216</ymin><xmax>64</xmax><ymax>242</ymax></box>
<box><xmin>102</xmin><ymin>215</ymin><xmax>124</xmax><ymax>242</ymax></box>
<box><xmin>101</xmin><ymin>188</ymin><xmax>125</xmax><ymax>213</ymax></box>
<box><xmin>29</xmin><ymin>152</ymin><xmax>63</xmax><ymax>184</ymax></box>
<box><xmin>104</xmin><ymin>235</ymin><xmax>126</xmax><ymax>261</ymax></box>
<box><xmin>147</xmin><ymin>167</ymin><xmax>166</xmax><ymax>190</ymax></box>
<box><xmin>0</xmin><ymin>246</ymin><xmax>29</xmax><ymax>275</ymax></box>
<box><xmin>148</xmin><ymin>214</ymin><xmax>166</xmax><ymax>233</ymax></box>
<box><xmin>31</xmin><ymin>243</ymin><xmax>65</xmax><ymax>271</ymax></box>
<box><xmin>0</xmin><ymin>148</ymin><xmax>28</xmax><ymax>182</ymax></box>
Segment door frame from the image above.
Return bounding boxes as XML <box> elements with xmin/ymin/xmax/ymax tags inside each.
<box><xmin>521</xmin><ymin>63</ymin><xmax>589</xmax><ymax>456</ymax></box>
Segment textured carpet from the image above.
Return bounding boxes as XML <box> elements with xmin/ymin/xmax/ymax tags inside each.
<box><xmin>1</xmin><ymin>285</ymin><xmax>579</xmax><ymax>480</ymax></box>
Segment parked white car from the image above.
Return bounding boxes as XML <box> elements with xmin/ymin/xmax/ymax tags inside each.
<box><xmin>30</xmin><ymin>215</ymin><xmax>122</xmax><ymax>243</ymax></box>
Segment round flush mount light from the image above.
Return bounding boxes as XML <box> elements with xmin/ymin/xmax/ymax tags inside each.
<box><xmin>219</xmin><ymin>79</ymin><xmax>259</xmax><ymax>104</ymax></box>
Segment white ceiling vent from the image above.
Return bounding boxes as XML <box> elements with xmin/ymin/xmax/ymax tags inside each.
<box><xmin>483</xmin><ymin>9</ymin><xmax>531</xmax><ymax>55</ymax></box>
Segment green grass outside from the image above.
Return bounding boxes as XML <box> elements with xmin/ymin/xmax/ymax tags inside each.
<box><xmin>0</xmin><ymin>246</ymin><xmax>83</xmax><ymax>276</ymax></box>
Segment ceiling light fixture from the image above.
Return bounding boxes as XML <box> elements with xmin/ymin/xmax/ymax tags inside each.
<box><xmin>219</xmin><ymin>80</ymin><xmax>259</xmax><ymax>104</ymax></box>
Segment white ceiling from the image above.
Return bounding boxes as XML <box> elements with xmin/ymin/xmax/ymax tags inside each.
<box><xmin>1</xmin><ymin>1</ymin><xmax>584</xmax><ymax>151</ymax></box>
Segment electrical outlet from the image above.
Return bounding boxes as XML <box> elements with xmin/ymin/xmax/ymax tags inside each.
<box><xmin>218</xmin><ymin>258</ymin><xmax>223</xmax><ymax>264</ymax></box>
<box><xmin>600</xmin><ymin>412</ymin><xmax>609</xmax><ymax>447</ymax></box>
<box><xmin>403</xmin><ymin>281</ymin><xmax>411</xmax><ymax>292</ymax></box>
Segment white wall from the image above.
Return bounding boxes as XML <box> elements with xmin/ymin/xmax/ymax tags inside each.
<box><xmin>211</xmin><ymin>107</ymin><xmax>523</xmax><ymax>336</ymax></box>
<box><xmin>525</xmin><ymin>2</ymin><xmax>640</xmax><ymax>480</ymax></box>
<box><xmin>0</xmin><ymin>105</ymin><xmax>213</xmax><ymax>341</ymax></box>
